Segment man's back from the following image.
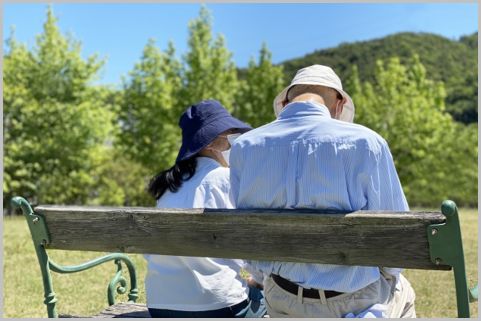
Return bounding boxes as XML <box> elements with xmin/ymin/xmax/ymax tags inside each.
<box><xmin>230</xmin><ymin>100</ymin><xmax>408</xmax><ymax>292</ymax></box>
<box><xmin>231</xmin><ymin>100</ymin><xmax>407</xmax><ymax>212</ymax></box>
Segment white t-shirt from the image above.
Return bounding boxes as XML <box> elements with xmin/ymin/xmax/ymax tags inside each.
<box><xmin>144</xmin><ymin>157</ymin><xmax>248</xmax><ymax>311</ymax></box>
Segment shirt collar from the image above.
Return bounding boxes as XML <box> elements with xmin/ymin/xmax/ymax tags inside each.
<box><xmin>278</xmin><ymin>100</ymin><xmax>332</xmax><ymax>120</ymax></box>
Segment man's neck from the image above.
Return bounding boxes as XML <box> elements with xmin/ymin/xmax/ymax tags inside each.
<box><xmin>286</xmin><ymin>94</ymin><xmax>336</xmax><ymax>118</ymax></box>
<box><xmin>290</xmin><ymin>93</ymin><xmax>326</xmax><ymax>106</ymax></box>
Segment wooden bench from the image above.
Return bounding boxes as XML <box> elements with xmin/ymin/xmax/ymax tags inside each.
<box><xmin>12</xmin><ymin>196</ymin><xmax>478</xmax><ymax>318</ymax></box>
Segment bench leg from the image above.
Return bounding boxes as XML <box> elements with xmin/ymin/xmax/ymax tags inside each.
<box><xmin>40</xmin><ymin>253</ymin><xmax>58</xmax><ymax>318</ymax></box>
<box><xmin>428</xmin><ymin>200</ymin><xmax>471</xmax><ymax>318</ymax></box>
<box><xmin>442</xmin><ymin>202</ymin><xmax>470</xmax><ymax>318</ymax></box>
<box><xmin>453</xmin><ymin>264</ymin><xmax>470</xmax><ymax>318</ymax></box>
<box><xmin>11</xmin><ymin>197</ymin><xmax>58</xmax><ymax>318</ymax></box>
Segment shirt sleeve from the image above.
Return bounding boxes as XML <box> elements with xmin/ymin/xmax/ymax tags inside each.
<box><xmin>243</xmin><ymin>261</ymin><xmax>266</xmax><ymax>284</ymax></box>
<box><xmin>194</xmin><ymin>178</ymin><xmax>234</xmax><ymax>209</ymax></box>
<box><xmin>364</xmin><ymin>140</ymin><xmax>408</xmax><ymax>276</ymax></box>
<box><xmin>364</xmin><ymin>140</ymin><xmax>409</xmax><ymax>211</ymax></box>
<box><xmin>229</xmin><ymin>143</ymin><xmax>243</xmax><ymax>208</ymax></box>
<box><xmin>228</xmin><ymin>144</ymin><xmax>269</xmax><ymax>281</ymax></box>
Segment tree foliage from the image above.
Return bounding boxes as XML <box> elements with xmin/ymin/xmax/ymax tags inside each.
<box><xmin>182</xmin><ymin>6</ymin><xmax>238</xmax><ymax>111</ymax></box>
<box><xmin>4</xmin><ymin>7</ymin><xmax>114</xmax><ymax>210</ymax></box>
<box><xmin>349</xmin><ymin>56</ymin><xmax>477</xmax><ymax>207</ymax></box>
<box><xmin>117</xmin><ymin>39</ymin><xmax>183</xmax><ymax>173</ymax></box>
<box><xmin>235</xmin><ymin>43</ymin><xmax>285</xmax><ymax>128</ymax></box>
<box><xmin>89</xmin><ymin>149</ymin><xmax>155</xmax><ymax>207</ymax></box>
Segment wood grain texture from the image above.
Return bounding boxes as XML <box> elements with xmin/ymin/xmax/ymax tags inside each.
<box><xmin>34</xmin><ymin>206</ymin><xmax>449</xmax><ymax>270</ymax></box>
<box><xmin>93</xmin><ymin>303</ymin><xmax>149</xmax><ymax>318</ymax></box>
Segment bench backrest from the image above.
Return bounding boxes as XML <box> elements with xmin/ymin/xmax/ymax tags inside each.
<box><xmin>33</xmin><ymin>205</ymin><xmax>449</xmax><ymax>270</ymax></box>
<box><xmin>12</xmin><ymin>197</ymin><xmax>475</xmax><ymax>318</ymax></box>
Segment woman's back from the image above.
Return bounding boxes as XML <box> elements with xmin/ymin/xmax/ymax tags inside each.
<box><xmin>155</xmin><ymin>157</ymin><xmax>232</xmax><ymax>209</ymax></box>
<box><xmin>145</xmin><ymin>157</ymin><xmax>248</xmax><ymax>311</ymax></box>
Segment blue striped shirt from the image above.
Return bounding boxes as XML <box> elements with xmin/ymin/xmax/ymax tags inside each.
<box><xmin>230</xmin><ymin>100</ymin><xmax>409</xmax><ymax>292</ymax></box>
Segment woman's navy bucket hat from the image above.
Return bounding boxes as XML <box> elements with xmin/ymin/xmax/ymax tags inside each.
<box><xmin>176</xmin><ymin>100</ymin><xmax>252</xmax><ymax>162</ymax></box>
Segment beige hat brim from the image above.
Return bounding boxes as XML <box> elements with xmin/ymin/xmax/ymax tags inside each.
<box><xmin>273</xmin><ymin>83</ymin><xmax>355</xmax><ymax>123</ymax></box>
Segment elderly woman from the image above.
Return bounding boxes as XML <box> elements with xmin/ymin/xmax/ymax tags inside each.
<box><xmin>145</xmin><ymin>99</ymin><xmax>265</xmax><ymax>318</ymax></box>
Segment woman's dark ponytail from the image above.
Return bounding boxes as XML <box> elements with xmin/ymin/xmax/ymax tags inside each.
<box><xmin>148</xmin><ymin>157</ymin><xmax>198</xmax><ymax>200</ymax></box>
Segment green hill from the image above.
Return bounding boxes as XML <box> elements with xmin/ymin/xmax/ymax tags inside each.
<box><xmin>279</xmin><ymin>32</ymin><xmax>478</xmax><ymax>123</ymax></box>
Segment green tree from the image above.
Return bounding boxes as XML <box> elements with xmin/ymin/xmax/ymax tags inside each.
<box><xmin>441</xmin><ymin>123</ymin><xmax>478</xmax><ymax>207</ymax></box>
<box><xmin>182</xmin><ymin>6</ymin><xmax>238</xmax><ymax>111</ymax></box>
<box><xmin>235</xmin><ymin>43</ymin><xmax>285</xmax><ymax>128</ymax></box>
<box><xmin>349</xmin><ymin>56</ymin><xmax>477</xmax><ymax>206</ymax></box>
<box><xmin>3</xmin><ymin>7</ymin><xmax>114</xmax><ymax>211</ymax></box>
<box><xmin>89</xmin><ymin>149</ymin><xmax>155</xmax><ymax>207</ymax></box>
<box><xmin>117</xmin><ymin>39</ymin><xmax>183</xmax><ymax>174</ymax></box>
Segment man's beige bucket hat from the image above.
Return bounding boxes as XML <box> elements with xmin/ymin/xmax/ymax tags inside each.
<box><xmin>273</xmin><ymin>64</ymin><xmax>355</xmax><ymax>122</ymax></box>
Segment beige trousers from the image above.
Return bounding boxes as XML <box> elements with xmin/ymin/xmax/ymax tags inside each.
<box><xmin>263</xmin><ymin>271</ymin><xmax>416</xmax><ymax>318</ymax></box>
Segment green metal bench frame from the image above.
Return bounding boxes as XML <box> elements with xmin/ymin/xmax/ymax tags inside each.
<box><xmin>11</xmin><ymin>197</ymin><xmax>139</xmax><ymax>318</ymax></box>
<box><xmin>12</xmin><ymin>196</ymin><xmax>477</xmax><ymax>318</ymax></box>
<box><xmin>427</xmin><ymin>200</ymin><xmax>478</xmax><ymax>317</ymax></box>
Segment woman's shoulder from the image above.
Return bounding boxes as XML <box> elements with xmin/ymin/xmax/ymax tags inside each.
<box><xmin>195</xmin><ymin>157</ymin><xmax>230</xmax><ymax>186</ymax></box>
<box><xmin>201</xmin><ymin>166</ymin><xmax>230</xmax><ymax>188</ymax></box>
<box><xmin>195</xmin><ymin>166</ymin><xmax>233</xmax><ymax>209</ymax></box>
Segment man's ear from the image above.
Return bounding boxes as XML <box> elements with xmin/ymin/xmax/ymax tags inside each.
<box><xmin>334</xmin><ymin>98</ymin><xmax>346</xmax><ymax>119</ymax></box>
<box><xmin>340</xmin><ymin>97</ymin><xmax>347</xmax><ymax>111</ymax></box>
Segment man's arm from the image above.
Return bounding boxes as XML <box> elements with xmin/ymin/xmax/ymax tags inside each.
<box><xmin>365</xmin><ymin>140</ymin><xmax>409</xmax><ymax>211</ymax></box>
<box><xmin>229</xmin><ymin>143</ymin><xmax>270</xmax><ymax>286</ymax></box>
<box><xmin>229</xmin><ymin>143</ymin><xmax>243</xmax><ymax>208</ymax></box>
<box><xmin>243</xmin><ymin>261</ymin><xmax>265</xmax><ymax>288</ymax></box>
<box><xmin>364</xmin><ymin>140</ymin><xmax>408</xmax><ymax>276</ymax></box>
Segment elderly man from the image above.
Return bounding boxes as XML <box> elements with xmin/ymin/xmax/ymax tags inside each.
<box><xmin>229</xmin><ymin>65</ymin><xmax>416</xmax><ymax>318</ymax></box>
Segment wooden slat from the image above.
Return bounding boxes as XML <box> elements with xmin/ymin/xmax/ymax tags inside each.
<box><xmin>34</xmin><ymin>206</ymin><xmax>449</xmax><ymax>270</ymax></box>
<box><xmin>93</xmin><ymin>303</ymin><xmax>149</xmax><ymax>318</ymax></box>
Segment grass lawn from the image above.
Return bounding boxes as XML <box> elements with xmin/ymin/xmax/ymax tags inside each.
<box><xmin>3</xmin><ymin>208</ymin><xmax>478</xmax><ymax>318</ymax></box>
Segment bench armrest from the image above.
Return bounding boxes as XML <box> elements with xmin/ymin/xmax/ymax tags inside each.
<box><xmin>12</xmin><ymin>196</ymin><xmax>139</xmax><ymax>318</ymax></box>
<box><xmin>49</xmin><ymin>253</ymin><xmax>139</xmax><ymax>305</ymax></box>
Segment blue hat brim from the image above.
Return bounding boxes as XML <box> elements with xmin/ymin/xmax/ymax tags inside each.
<box><xmin>176</xmin><ymin>115</ymin><xmax>251</xmax><ymax>162</ymax></box>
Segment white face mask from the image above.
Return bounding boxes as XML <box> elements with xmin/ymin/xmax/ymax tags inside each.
<box><xmin>221</xmin><ymin>149</ymin><xmax>231</xmax><ymax>166</ymax></box>
<box><xmin>220</xmin><ymin>133</ymin><xmax>241</xmax><ymax>166</ymax></box>
<box><xmin>227</xmin><ymin>133</ymin><xmax>241</xmax><ymax>146</ymax></box>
